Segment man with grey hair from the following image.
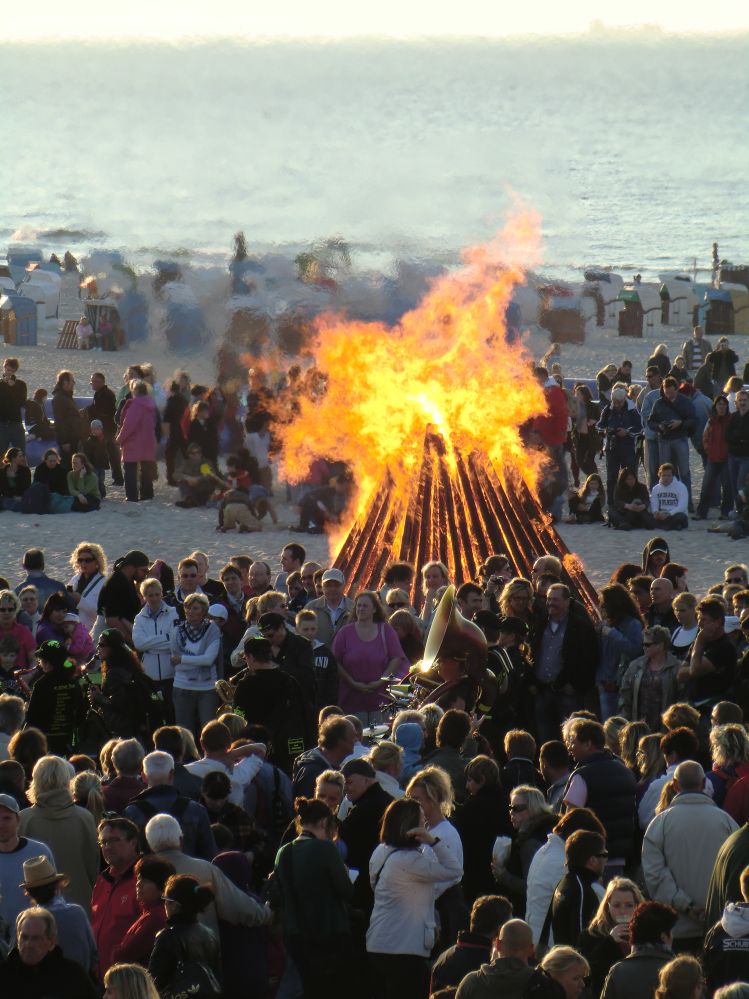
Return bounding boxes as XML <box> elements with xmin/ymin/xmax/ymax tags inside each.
<box><xmin>597</xmin><ymin>381</ymin><xmax>643</xmax><ymax>503</ymax></box>
<box><xmin>0</xmin><ymin>906</ymin><xmax>98</xmax><ymax>996</ymax></box>
<box><xmin>643</xmin><ymin>759</ymin><xmax>738</xmax><ymax>951</ymax></box>
<box><xmin>0</xmin><ymin>694</ymin><xmax>24</xmax><ymax>760</ymax></box>
<box><xmin>144</xmin><ymin>813</ymin><xmax>271</xmax><ymax>936</ymax></box>
<box><xmin>124</xmin><ymin>751</ymin><xmax>215</xmax><ymax>860</ymax></box>
<box><xmin>101</xmin><ymin>738</ymin><xmax>145</xmax><ymax>814</ymax></box>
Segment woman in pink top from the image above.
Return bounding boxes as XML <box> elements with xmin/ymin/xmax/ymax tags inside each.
<box><xmin>332</xmin><ymin>590</ymin><xmax>408</xmax><ymax>721</ymax></box>
<box><xmin>116</xmin><ymin>380</ymin><xmax>159</xmax><ymax>503</ymax></box>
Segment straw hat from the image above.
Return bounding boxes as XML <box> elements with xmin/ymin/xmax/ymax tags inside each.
<box><xmin>20</xmin><ymin>855</ymin><xmax>67</xmax><ymax>889</ymax></box>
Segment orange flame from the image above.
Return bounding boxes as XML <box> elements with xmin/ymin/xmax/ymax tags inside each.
<box><xmin>278</xmin><ymin>208</ymin><xmax>547</xmax><ymax>550</ymax></box>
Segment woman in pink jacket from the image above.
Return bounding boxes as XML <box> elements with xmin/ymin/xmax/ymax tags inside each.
<box><xmin>116</xmin><ymin>381</ymin><xmax>160</xmax><ymax>502</ymax></box>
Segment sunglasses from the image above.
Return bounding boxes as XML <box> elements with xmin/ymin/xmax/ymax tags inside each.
<box><xmin>77</xmin><ymin>556</ymin><xmax>95</xmax><ymax>564</ymax></box>
<box><xmin>387</xmin><ymin>602</ymin><xmax>406</xmax><ymax>609</ymax></box>
<box><xmin>509</xmin><ymin>803</ymin><xmax>528</xmax><ymax>813</ymax></box>
<box><xmin>642</xmin><ymin>641</ymin><xmax>656</xmax><ymax>647</ymax></box>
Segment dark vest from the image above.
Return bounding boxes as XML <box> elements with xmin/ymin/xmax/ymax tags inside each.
<box><xmin>569</xmin><ymin>751</ymin><xmax>637</xmax><ymax>859</ymax></box>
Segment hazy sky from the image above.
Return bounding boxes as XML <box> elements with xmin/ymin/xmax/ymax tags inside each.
<box><xmin>9</xmin><ymin>0</ymin><xmax>749</xmax><ymax>41</ymax></box>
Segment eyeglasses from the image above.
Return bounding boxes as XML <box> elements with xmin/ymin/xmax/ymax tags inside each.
<box><xmin>642</xmin><ymin>641</ymin><xmax>656</xmax><ymax>647</ymax></box>
<box><xmin>387</xmin><ymin>602</ymin><xmax>406</xmax><ymax>609</ymax></box>
<box><xmin>0</xmin><ymin>607</ymin><xmax>15</xmax><ymax>613</ymax></box>
<box><xmin>77</xmin><ymin>556</ymin><xmax>95</xmax><ymax>564</ymax></box>
<box><xmin>509</xmin><ymin>803</ymin><xmax>528</xmax><ymax>813</ymax></box>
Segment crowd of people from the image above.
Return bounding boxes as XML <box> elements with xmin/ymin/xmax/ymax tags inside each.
<box><xmin>0</xmin><ymin>356</ymin><xmax>343</xmax><ymax>523</ymax></box>
<box><xmin>531</xmin><ymin>327</ymin><xmax>749</xmax><ymax>540</ymax></box>
<box><xmin>1</xmin><ymin>529</ymin><xmax>749</xmax><ymax>998</ymax></box>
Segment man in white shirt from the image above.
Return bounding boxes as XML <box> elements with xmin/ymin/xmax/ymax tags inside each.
<box><xmin>650</xmin><ymin>463</ymin><xmax>689</xmax><ymax>531</ymax></box>
<box><xmin>185</xmin><ymin>719</ymin><xmax>266</xmax><ymax>805</ymax></box>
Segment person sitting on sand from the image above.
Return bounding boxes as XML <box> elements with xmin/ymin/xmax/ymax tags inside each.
<box><xmin>173</xmin><ymin>443</ymin><xmax>222</xmax><ymax>508</ymax></box>
<box><xmin>609</xmin><ymin>466</ymin><xmax>654</xmax><ymax>531</ymax></box>
<box><xmin>566</xmin><ymin>474</ymin><xmax>605</xmax><ymax>524</ymax></box>
<box><xmin>650</xmin><ymin>463</ymin><xmax>689</xmax><ymax>532</ymax></box>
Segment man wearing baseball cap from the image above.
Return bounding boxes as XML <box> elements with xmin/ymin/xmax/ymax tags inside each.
<box><xmin>257</xmin><ymin>612</ymin><xmax>315</xmax><ymax>705</ymax></box>
<box><xmin>0</xmin><ymin>793</ymin><xmax>54</xmax><ymax>943</ymax></box>
<box><xmin>305</xmin><ymin>568</ymin><xmax>354</xmax><ymax>647</ymax></box>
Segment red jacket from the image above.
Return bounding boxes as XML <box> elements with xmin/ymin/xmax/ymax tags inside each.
<box><xmin>533</xmin><ymin>382</ymin><xmax>569</xmax><ymax>447</ymax></box>
<box><xmin>111</xmin><ymin>897</ymin><xmax>167</xmax><ymax>967</ymax></box>
<box><xmin>91</xmin><ymin>861</ymin><xmax>140</xmax><ymax>975</ymax></box>
<box><xmin>703</xmin><ymin>414</ymin><xmax>730</xmax><ymax>463</ymax></box>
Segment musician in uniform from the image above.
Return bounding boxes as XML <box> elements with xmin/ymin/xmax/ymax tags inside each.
<box><xmin>232</xmin><ymin>637</ymin><xmax>312</xmax><ymax>774</ymax></box>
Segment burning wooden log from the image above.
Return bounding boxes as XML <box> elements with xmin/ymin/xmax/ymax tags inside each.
<box><xmin>334</xmin><ymin>426</ymin><xmax>599</xmax><ymax>616</ymax></box>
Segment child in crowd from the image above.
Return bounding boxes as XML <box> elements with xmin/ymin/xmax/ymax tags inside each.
<box><xmin>295</xmin><ymin>609</ymin><xmax>338</xmax><ymax>715</ymax></box>
<box><xmin>82</xmin><ymin>420</ymin><xmax>110</xmax><ymax>498</ymax></box>
<box><xmin>62</xmin><ymin>612</ymin><xmax>95</xmax><ymax>664</ymax></box>
<box><xmin>0</xmin><ymin>636</ymin><xmax>29</xmax><ymax>698</ymax></box>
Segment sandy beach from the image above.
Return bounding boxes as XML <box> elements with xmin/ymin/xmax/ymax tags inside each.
<box><xmin>0</xmin><ymin>316</ymin><xmax>744</xmax><ymax>598</ymax></box>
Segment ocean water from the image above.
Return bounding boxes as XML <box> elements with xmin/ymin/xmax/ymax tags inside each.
<box><xmin>2</xmin><ymin>36</ymin><xmax>749</xmax><ymax>281</ymax></box>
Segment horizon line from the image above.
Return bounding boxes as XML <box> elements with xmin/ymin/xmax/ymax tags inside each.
<box><xmin>4</xmin><ymin>26</ymin><xmax>749</xmax><ymax>45</ymax></box>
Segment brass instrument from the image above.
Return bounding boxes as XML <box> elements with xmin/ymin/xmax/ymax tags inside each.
<box><xmin>215</xmin><ymin>665</ymin><xmax>251</xmax><ymax>709</ymax></box>
<box><xmin>412</xmin><ymin>585</ymin><xmax>495</xmax><ymax>710</ymax></box>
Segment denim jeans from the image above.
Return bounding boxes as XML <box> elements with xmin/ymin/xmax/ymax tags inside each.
<box><xmin>658</xmin><ymin>437</ymin><xmax>692</xmax><ymax>506</ymax></box>
<box><xmin>172</xmin><ymin>687</ymin><xmax>219</xmax><ymax>740</ymax></box>
<box><xmin>697</xmin><ymin>460</ymin><xmax>733</xmax><ymax>517</ymax></box>
<box><xmin>729</xmin><ymin>455</ymin><xmax>749</xmax><ymax>512</ymax></box>
<box><xmin>643</xmin><ymin>438</ymin><xmax>660</xmax><ymax>491</ymax></box>
<box><xmin>605</xmin><ymin>440</ymin><xmax>637</xmax><ymax>502</ymax></box>
<box><xmin>534</xmin><ymin>685</ymin><xmax>579</xmax><ymax>744</ymax></box>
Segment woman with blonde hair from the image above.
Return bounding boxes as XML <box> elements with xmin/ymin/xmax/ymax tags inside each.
<box><xmin>708</xmin><ymin>723</ymin><xmax>749</xmax><ymax>807</ymax></box>
<box><xmin>19</xmin><ymin>755</ymin><xmax>99</xmax><ymax>912</ymax></box>
<box><xmin>418</xmin><ymin>702</ymin><xmax>443</xmax><ymax>756</ymax></box>
<box><xmin>637</xmin><ymin>733</ymin><xmax>666</xmax><ymax>787</ymax></box>
<box><xmin>68</xmin><ymin>541</ymin><xmax>107</xmax><ymax>632</ymax></box>
<box><xmin>603</xmin><ymin>716</ymin><xmax>627</xmax><ymax>756</ymax></box>
<box><xmin>529</xmin><ymin>945</ymin><xmax>590</xmax><ymax>998</ymax></box>
<box><xmin>499</xmin><ymin>577</ymin><xmax>535</xmax><ymax>626</ymax></box>
<box><xmin>493</xmin><ymin>784</ymin><xmax>556</xmax><ymax>918</ymax></box>
<box><xmin>407</xmin><ymin>766</ymin><xmax>466</xmax><ymax>946</ymax></box>
<box><xmin>671</xmin><ymin>592</ymin><xmax>699</xmax><ymax>655</ymax></box>
<box><xmin>104</xmin><ymin>963</ymin><xmax>160</xmax><ymax>999</ymax></box>
<box><xmin>619</xmin><ymin>720</ymin><xmax>650</xmax><ymax>773</ymax></box>
<box><xmin>71</xmin><ymin>770</ymin><xmax>106</xmax><ymax>825</ymax></box>
<box><xmin>655</xmin><ymin>954</ymin><xmax>705</xmax><ymax>999</ymax></box>
<box><xmin>99</xmin><ymin>737</ymin><xmax>121</xmax><ymax>781</ymax></box>
<box><xmin>369</xmin><ymin>741</ymin><xmax>404</xmax><ymax>800</ymax></box>
<box><xmin>578</xmin><ymin>877</ymin><xmax>644</xmax><ymax>996</ymax></box>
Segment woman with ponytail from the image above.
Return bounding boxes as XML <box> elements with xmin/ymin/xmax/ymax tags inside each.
<box><xmin>273</xmin><ymin>796</ymin><xmax>353</xmax><ymax>997</ymax></box>
<box><xmin>148</xmin><ymin>874</ymin><xmax>221</xmax><ymax>997</ymax></box>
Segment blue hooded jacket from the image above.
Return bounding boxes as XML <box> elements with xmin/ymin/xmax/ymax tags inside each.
<box><xmin>394</xmin><ymin>722</ymin><xmax>424</xmax><ymax>785</ymax></box>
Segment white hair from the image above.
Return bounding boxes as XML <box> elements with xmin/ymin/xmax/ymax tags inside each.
<box><xmin>143</xmin><ymin>751</ymin><xmax>174</xmax><ymax>786</ymax></box>
<box><xmin>145</xmin><ymin>813</ymin><xmax>182</xmax><ymax>853</ymax></box>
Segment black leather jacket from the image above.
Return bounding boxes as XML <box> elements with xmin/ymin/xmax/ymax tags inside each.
<box><xmin>149</xmin><ymin>918</ymin><xmax>221</xmax><ymax>993</ymax></box>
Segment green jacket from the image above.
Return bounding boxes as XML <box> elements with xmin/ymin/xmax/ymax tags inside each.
<box><xmin>67</xmin><ymin>469</ymin><xmax>101</xmax><ymax>499</ymax></box>
<box><xmin>273</xmin><ymin>833</ymin><xmax>352</xmax><ymax>939</ymax></box>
